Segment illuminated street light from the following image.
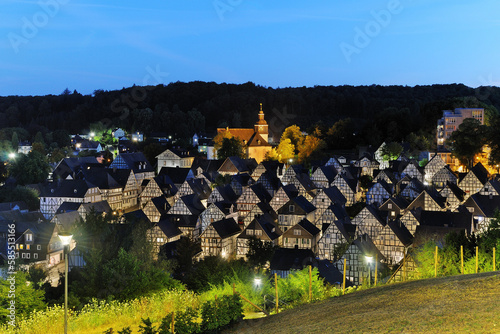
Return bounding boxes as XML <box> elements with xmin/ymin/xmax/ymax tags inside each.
<box><xmin>58</xmin><ymin>232</ymin><xmax>73</xmax><ymax>334</ymax></box>
<box><xmin>254</xmin><ymin>277</ymin><xmax>262</xmax><ymax>288</ymax></box>
<box><xmin>90</xmin><ymin>132</ymin><xmax>95</xmax><ymax>138</ymax></box>
<box><xmin>365</xmin><ymin>255</ymin><xmax>373</xmax><ymax>286</ymax></box>
<box><xmin>8</xmin><ymin>153</ymin><xmax>16</xmax><ymax>159</ymax></box>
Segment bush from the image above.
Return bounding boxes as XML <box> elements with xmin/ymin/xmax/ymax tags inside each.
<box><xmin>159</xmin><ymin>307</ymin><xmax>200</xmax><ymax>334</ymax></box>
<box><xmin>201</xmin><ymin>294</ymin><xmax>243</xmax><ymax>333</ymax></box>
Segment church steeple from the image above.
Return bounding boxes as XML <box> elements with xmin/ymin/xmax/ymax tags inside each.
<box><xmin>255</xmin><ymin>103</ymin><xmax>268</xmax><ymax>142</ymax></box>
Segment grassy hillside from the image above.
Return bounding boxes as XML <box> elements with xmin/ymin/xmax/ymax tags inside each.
<box><xmin>225</xmin><ymin>272</ymin><xmax>500</xmax><ymax>334</ymax></box>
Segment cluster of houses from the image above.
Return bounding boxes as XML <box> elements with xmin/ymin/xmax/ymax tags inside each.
<box><xmin>2</xmin><ymin>107</ymin><xmax>499</xmax><ymax>286</ymax></box>
<box><xmin>3</xmin><ymin>146</ymin><xmax>499</xmax><ymax>285</ymax></box>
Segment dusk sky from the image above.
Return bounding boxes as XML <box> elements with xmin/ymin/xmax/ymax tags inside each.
<box><xmin>2</xmin><ymin>0</ymin><xmax>500</xmax><ymax>96</ymax></box>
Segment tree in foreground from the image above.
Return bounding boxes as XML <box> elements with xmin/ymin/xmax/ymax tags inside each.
<box><xmin>9</xmin><ymin>150</ymin><xmax>51</xmax><ymax>185</ymax></box>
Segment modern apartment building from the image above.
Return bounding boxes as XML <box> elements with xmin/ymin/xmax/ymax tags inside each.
<box><xmin>437</xmin><ymin>108</ymin><xmax>484</xmax><ymax>149</ymax></box>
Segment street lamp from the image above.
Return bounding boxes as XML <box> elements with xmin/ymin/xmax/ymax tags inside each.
<box><xmin>58</xmin><ymin>232</ymin><xmax>73</xmax><ymax>334</ymax></box>
<box><xmin>254</xmin><ymin>277</ymin><xmax>262</xmax><ymax>289</ymax></box>
<box><xmin>365</xmin><ymin>256</ymin><xmax>373</xmax><ymax>286</ymax></box>
<box><xmin>8</xmin><ymin>153</ymin><xmax>16</xmax><ymax>159</ymax></box>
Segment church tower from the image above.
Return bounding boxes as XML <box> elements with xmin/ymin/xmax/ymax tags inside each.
<box><xmin>254</xmin><ymin>103</ymin><xmax>269</xmax><ymax>143</ymax></box>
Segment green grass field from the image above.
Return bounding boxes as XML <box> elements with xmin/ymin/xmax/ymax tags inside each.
<box><xmin>224</xmin><ymin>272</ymin><xmax>500</xmax><ymax>334</ymax></box>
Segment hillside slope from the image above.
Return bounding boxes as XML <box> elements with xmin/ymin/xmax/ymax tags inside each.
<box><xmin>225</xmin><ymin>272</ymin><xmax>500</xmax><ymax>334</ymax></box>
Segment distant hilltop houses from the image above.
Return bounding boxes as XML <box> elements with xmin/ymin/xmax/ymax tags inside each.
<box><xmin>2</xmin><ymin>105</ymin><xmax>500</xmax><ymax>286</ymax></box>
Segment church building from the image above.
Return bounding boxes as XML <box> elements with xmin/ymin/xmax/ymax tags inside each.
<box><xmin>216</xmin><ymin>104</ymin><xmax>272</xmax><ymax>163</ymax></box>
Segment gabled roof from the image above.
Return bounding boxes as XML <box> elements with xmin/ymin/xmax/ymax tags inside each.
<box><xmin>239</xmin><ymin>217</ymin><xmax>281</xmax><ymax>241</ymax></box>
<box><xmin>278</xmin><ymin>196</ymin><xmax>316</xmax><ymax>215</ymax></box>
<box><xmin>212</xmin><ymin>185</ymin><xmax>238</xmax><ymax>203</ymax></box>
<box><xmin>211</xmin><ymin>218</ymin><xmax>241</xmax><ymax>239</ymax></box>
<box><xmin>441</xmin><ymin>181</ymin><xmax>466</xmax><ymax>202</ymax></box>
<box><xmin>110</xmin><ymin>152</ymin><xmax>154</xmax><ymax>174</ymax></box>
<box><xmin>40</xmin><ymin>180</ymin><xmax>91</xmax><ymax>198</ymax></box>
<box><xmin>158</xmin><ymin>167</ymin><xmax>192</xmax><ymax>185</ymax></box>
<box><xmin>414</xmin><ymin>208</ymin><xmax>473</xmax><ymax>233</ymax></box>
<box><xmin>280</xmin><ymin>184</ymin><xmax>300</xmax><ymax>199</ymax></box>
<box><xmin>219</xmin><ymin>156</ymin><xmax>258</xmax><ymax>174</ymax></box>
<box><xmin>466</xmin><ymin>194</ymin><xmax>500</xmax><ymax>217</ymax></box>
<box><xmin>156</xmin><ymin>219</ymin><xmax>183</xmax><ymax>239</ymax></box>
<box><xmin>351</xmin><ymin>234</ymin><xmax>385</xmax><ymax>261</ymax></box>
<box><xmin>177</xmin><ymin>194</ymin><xmax>206</xmax><ymax>216</ymax></box>
<box><xmin>387</xmin><ymin>219</ymin><xmax>413</xmax><ymax>246</ymax></box>
<box><xmin>246</xmin><ymin>183</ymin><xmax>272</xmax><ymax>203</ymax></box>
<box><xmin>161</xmin><ymin>214</ymin><xmax>198</xmax><ymax>228</ymax></box>
<box><xmin>150</xmin><ymin>196</ymin><xmax>171</xmax><ymax>215</ymax></box>
<box><xmin>0</xmin><ymin>201</ymin><xmax>28</xmax><ymax>212</ymax></box>
<box><xmin>469</xmin><ymin>162</ymin><xmax>489</xmax><ymax>185</ymax></box>
<box><xmin>380</xmin><ymin>196</ymin><xmax>410</xmax><ymax>211</ymax></box>
<box><xmin>322</xmin><ymin>186</ymin><xmax>347</xmax><ymax>205</ymax></box>
<box><xmin>55</xmin><ymin>202</ymin><xmax>81</xmax><ymax>214</ymax></box>
<box><xmin>52</xmin><ymin>211</ymin><xmax>81</xmax><ymax>229</ymax></box>
<box><xmin>297</xmin><ymin>218</ymin><xmax>321</xmax><ymax>236</ymax></box>
<box><xmin>257</xmin><ymin>171</ymin><xmax>282</xmax><ymax>192</ymax></box>
<box><xmin>330</xmin><ymin>218</ymin><xmax>357</xmax><ymax>241</ymax></box>
<box><xmin>191</xmin><ymin>157</ymin><xmax>225</xmax><ymax>175</ymax></box>
<box><xmin>313</xmin><ymin>165</ymin><xmax>338</xmax><ymax>183</ymax></box>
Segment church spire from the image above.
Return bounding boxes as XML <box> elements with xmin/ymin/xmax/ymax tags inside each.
<box><xmin>257</xmin><ymin>103</ymin><xmax>266</xmax><ymax>125</ymax></box>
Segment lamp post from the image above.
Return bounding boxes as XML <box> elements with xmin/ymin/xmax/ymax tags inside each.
<box><xmin>58</xmin><ymin>232</ymin><xmax>73</xmax><ymax>334</ymax></box>
<box><xmin>365</xmin><ymin>255</ymin><xmax>373</xmax><ymax>286</ymax></box>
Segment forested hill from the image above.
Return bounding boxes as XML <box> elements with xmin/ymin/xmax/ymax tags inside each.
<box><xmin>1</xmin><ymin>82</ymin><xmax>499</xmax><ymax>143</ymax></box>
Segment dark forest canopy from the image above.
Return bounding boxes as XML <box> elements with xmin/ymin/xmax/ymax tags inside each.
<box><xmin>1</xmin><ymin>82</ymin><xmax>499</xmax><ymax>148</ymax></box>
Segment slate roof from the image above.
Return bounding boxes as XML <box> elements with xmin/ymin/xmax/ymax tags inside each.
<box><xmin>387</xmin><ymin>219</ymin><xmax>413</xmax><ymax>246</ymax></box>
<box><xmin>55</xmin><ymin>202</ymin><xmax>81</xmax><ymax>214</ymax></box>
<box><xmin>40</xmin><ymin>180</ymin><xmax>91</xmax><ymax>198</ymax></box>
<box><xmin>211</xmin><ymin>218</ymin><xmax>242</xmax><ymax>238</ymax></box>
<box><xmin>297</xmin><ymin>218</ymin><xmax>321</xmax><ymax>236</ymax></box>
<box><xmin>0</xmin><ymin>201</ymin><xmax>28</xmax><ymax>212</ymax></box>
<box><xmin>415</xmin><ymin>209</ymin><xmax>473</xmax><ymax>233</ymax></box>
<box><xmin>158</xmin><ymin>167</ymin><xmax>192</xmax><ymax>186</ymax></box>
<box><xmin>156</xmin><ymin>219</ymin><xmax>183</xmax><ymax>239</ymax></box>
<box><xmin>467</xmin><ymin>194</ymin><xmax>500</xmax><ymax>217</ymax></box>
<box><xmin>239</xmin><ymin>217</ymin><xmax>281</xmax><ymax>241</ymax></box>
<box><xmin>111</xmin><ymin>152</ymin><xmax>154</xmax><ymax>174</ymax></box>
<box><xmin>161</xmin><ymin>214</ymin><xmax>198</xmax><ymax>228</ymax></box>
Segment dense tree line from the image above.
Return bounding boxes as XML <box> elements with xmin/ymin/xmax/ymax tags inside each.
<box><xmin>1</xmin><ymin>83</ymin><xmax>499</xmax><ymax>147</ymax></box>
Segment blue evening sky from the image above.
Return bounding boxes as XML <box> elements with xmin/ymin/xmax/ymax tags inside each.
<box><xmin>1</xmin><ymin>0</ymin><xmax>500</xmax><ymax>96</ymax></box>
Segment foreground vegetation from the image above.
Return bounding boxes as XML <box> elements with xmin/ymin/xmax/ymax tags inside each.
<box><xmin>224</xmin><ymin>272</ymin><xmax>500</xmax><ymax>334</ymax></box>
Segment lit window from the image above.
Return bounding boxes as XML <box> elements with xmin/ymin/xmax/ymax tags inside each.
<box><xmin>26</xmin><ymin>234</ymin><xmax>33</xmax><ymax>242</ymax></box>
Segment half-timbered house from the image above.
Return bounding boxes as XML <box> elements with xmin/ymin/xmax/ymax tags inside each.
<box><xmin>236</xmin><ymin>183</ymin><xmax>272</xmax><ymax>219</ymax></box>
<box><xmin>200</xmin><ymin>218</ymin><xmax>242</xmax><ymax>258</ymax></box>
<box><xmin>236</xmin><ymin>217</ymin><xmax>281</xmax><ymax>259</ymax></box>
<box><xmin>311</xmin><ymin>165</ymin><xmax>338</xmax><ymax>189</ymax></box>
<box><xmin>373</xmin><ymin>219</ymin><xmax>413</xmax><ymax>265</ymax></box>
<box><xmin>351</xmin><ymin>205</ymin><xmax>387</xmax><ymax>240</ymax></box>
<box><xmin>277</xmin><ymin>196</ymin><xmax>316</xmax><ymax>232</ymax></box>
<box><xmin>318</xmin><ymin>218</ymin><xmax>356</xmax><ymax>261</ymax></box>
<box><xmin>269</xmin><ymin>184</ymin><xmax>299</xmax><ymax>213</ymax></box>
<box><xmin>366</xmin><ymin>179</ymin><xmax>393</xmax><ymax>206</ymax></box>
<box><xmin>458</xmin><ymin>162</ymin><xmax>489</xmax><ymax>198</ymax></box>
<box><xmin>282</xmin><ymin>219</ymin><xmax>321</xmax><ymax>253</ymax></box>
<box><xmin>431</xmin><ymin>166</ymin><xmax>457</xmax><ymax>189</ymax></box>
